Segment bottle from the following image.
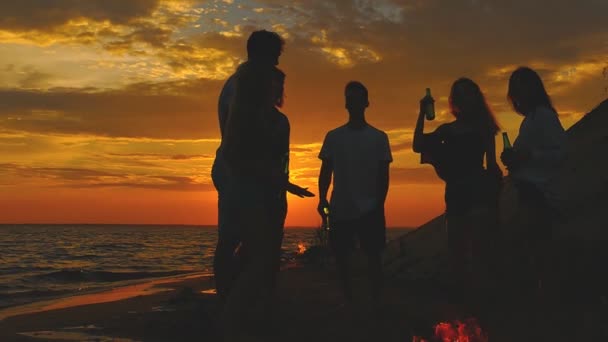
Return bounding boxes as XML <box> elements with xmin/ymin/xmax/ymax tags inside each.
<box><xmin>282</xmin><ymin>152</ymin><xmax>289</xmax><ymax>175</ymax></box>
<box><xmin>424</xmin><ymin>88</ymin><xmax>435</xmax><ymax>121</ymax></box>
<box><xmin>502</xmin><ymin>132</ymin><xmax>512</xmax><ymax>150</ymax></box>
<box><xmin>322</xmin><ymin>206</ymin><xmax>330</xmax><ymax>231</ymax></box>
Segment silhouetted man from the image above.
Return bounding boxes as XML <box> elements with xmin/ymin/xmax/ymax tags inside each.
<box><xmin>318</xmin><ymin>81</ymin><xmax>392</xmax><ymax>304</ymax></box>
<box><xmin>212</xmin><ymin>30</ymin><xmax>285</xmax><ymax>302</ymax></box>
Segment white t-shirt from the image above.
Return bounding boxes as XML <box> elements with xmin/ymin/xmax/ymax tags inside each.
<box><xmin>512</xmin><ymin>105</ymin><xmax>566</xmax><ymax>191</ymax></box>
<box><xmin>319</xmin><ymin>124</ymin><xmax>392</xmax><ymax>221</ymax></box>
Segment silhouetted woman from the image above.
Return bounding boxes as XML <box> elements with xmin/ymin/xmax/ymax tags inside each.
<box><xmin>501</xmin><ymin>66</ymin><xmax>566</xmax><ymax>301</ymax></box>
<box><xmin>266</xmin><ymin>68</ymin><xmax>314</xmax><ymax>298</ymax></box>
<box><xmin>413</xmin><ymin>78</ymin><xmax>502</xmax><ymax>299</ymax></box>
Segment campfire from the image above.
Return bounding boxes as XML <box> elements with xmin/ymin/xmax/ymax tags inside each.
<box><xmin>297</xmin><ymin>242</ymin><xmax>307</xmax><ymax>255</ymax></box>
<box><xmin>413</xmin><ymin>318</ymin><xmax>488</xmax><ymax>342</ymax></box>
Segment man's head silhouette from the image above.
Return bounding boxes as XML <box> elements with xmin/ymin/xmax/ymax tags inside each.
<box><xmin>345</xmin><ymin>81</ymin><xmax>369</xmax><ymax>116</ymax></box>
<box><xmin>247</xmin><ymin>30</ymin><xmax>285</xmax><ymax>66</ymax></box>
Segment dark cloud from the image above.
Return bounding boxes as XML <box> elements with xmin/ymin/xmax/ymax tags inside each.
<box><xmin>0</xmin><ymin>78</ymin><xmax>223</xmax><ymax>139</ymax></box>
<box><xmin>107</xmin><ymin>153</ymin><xmax>213</xmax><ymax>160</ymax></box>
<box><xmin>18</xmin><ymin>68</ymin><xmax>54</xmax><ymax>89</ymax></box>
<box><xmin>1</xmin><ymin>65</ymin><xmax>56</xmax><ymax>89</ymax></box>
<box><xmin>260</xmin><ymin>0</ymin><xmax>608</xmax><ymax>141</ymax></box>
<box><xmin>0</xmin><ymin>163</ymin><xmax>124</xmax><ymax>180</ymax></box>
<box><xmin>0</xmin><ymin>0</ymin><xmax>161</xmax><ymax>31</ymax></box>
<box><xmin>0</xmin><ymin>163</ymin><xmax>212</xmax><ymax>192</ymax></box>
<box><xmin>68</xmin><ymin>176</ymin><xmax>213</xmax><ymax>192</ymax></box>
<box><xmin>0</xmin><ymin>0</ymin><xmax>606</xmax><ymax>144</ymax></box>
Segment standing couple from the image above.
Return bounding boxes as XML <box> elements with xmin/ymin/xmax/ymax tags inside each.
<box><xmin>210</xmin><ymin>30</ymin><xmax>313</xmax><ymax>340</ymax></box>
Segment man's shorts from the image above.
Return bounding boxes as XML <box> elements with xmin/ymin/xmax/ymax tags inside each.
<box><xmin>329</xmin><ymin>207</ymin><xmax>386</xmax><ymax>255</ymax></box>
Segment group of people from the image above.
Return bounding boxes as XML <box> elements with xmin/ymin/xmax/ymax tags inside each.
<box><xmin>415</xmin><ymin>68</ymin><xmax>566</xmax><ymax>311</ymax></box>
<box><xmin>211</xmin><ymin>29</ymin><xmax>566</xmax><ymax>340</ymax></box>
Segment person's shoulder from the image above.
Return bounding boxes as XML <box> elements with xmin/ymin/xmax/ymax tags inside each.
<box><xmin>365</xmin><ymin>124</ymin><xmax>389</xmax><ymax>139</ymax></box>
<box><xmin>533</xmin><ymin>105</ymin><xmax>558</xmax><ymax>120</ymax></box>
<box><xmin>275</xmin><ymin>109</ymin><xmax>290</xmax><ymax>126</ymax></box>
<box><xmin>438</xmin><ymin>121</ymin><xmax>457</xmax><ymax>131</ymax></box>
<box><xmin>423</xmin><ymin>121</ymin><xmax>454</xmax><ymax>139</ymax></box>
<box><xmin>327</xmin><ymin>124</ymin><xmax>348</xmax><ymax>135</ymax></box>
<box><xmin>532</xmin><ymin>105</ymin><xmax>553</xmax><ymax>115</ymax></box>
<box><xmin>531</xmin><ymin>106</ymin><xmax>563</xmax><ymax>129</ymax></box>
<box><xmin>221</xmin><ymin>72</ymin><xmax>237</xmax><ymax>92</ymax></box>
<box><xmin>321</xmin><ymin>125</ymin><xmax>347</xmax><ymax>144</ymax></box>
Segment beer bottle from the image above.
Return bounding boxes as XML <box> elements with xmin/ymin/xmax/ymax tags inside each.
<box><xmin>424</xmin><ymin>88</ymin><xmax>435</xmax><ymax>121</ymax></box>
<box><xmin>282</xmin><ymin>152</ymin><xmax>289</xmax><ymax>175</ymax></box>
<box><xmin>322</xmin><ymin>206</ymin><xmax>330</xmax><ymax>231</ymax></box>
<box><xmin>502</xmin><ymin>132</ymin><xmax>512</xmax><ymax>150</ymax></box>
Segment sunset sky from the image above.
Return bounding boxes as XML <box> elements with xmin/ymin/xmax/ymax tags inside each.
<box><xmin>0</xmin><ymin>0</ymin><xmax>606</xmax><ymax>227</ymax></box>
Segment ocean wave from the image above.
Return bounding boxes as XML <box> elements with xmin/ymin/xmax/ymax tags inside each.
<box><xmin>0</xmin><ymin>266</ymin><xmax>54</xmax><ymax>275</ymax></box>
<box><xmin>31</xmin><ymin>269</ymin><xmax>194</xmax><ymax>283</ymax></box>
<box><xmin>0</xmin><ymin>288</ymin><xmax>75</xmax><ymax>309</ymax></box>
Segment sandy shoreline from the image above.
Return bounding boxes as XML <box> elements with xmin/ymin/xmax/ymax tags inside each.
<box><xmin>0</xmin><ymin>272</ymin><xmax>213</xmax><ymax>321</ymax></box>
<box><xmin>1</xmin><ymin>251</ymin><xmax>605</xmax><ymax>341</ymax></box>
<box><xmin>0</xmin><ymin>265</ymin><xmax>436</xmax><ymax>342</ymax></box>
<box><xmin>0</xmin><ymin>272</ymin><xmax>217</xmax><ymax>341</ymax></box>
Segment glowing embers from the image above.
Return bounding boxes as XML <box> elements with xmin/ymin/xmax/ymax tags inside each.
<box><xmin>413</xmin><ymin>318</ymin><xmax>488</xmax><ymax>342</ymax></box>
<box><xmin>297</xmin><ymin>242</ymin><xmax>307</xmax><ymax>255</ymax></box>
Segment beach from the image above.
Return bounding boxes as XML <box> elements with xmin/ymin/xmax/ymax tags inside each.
<box><xmin>0</xmin><ymin>265</ymin><xmax>445</xmax><ymax>342</ymax></box>
<box><xmin>0</xmin><ymin>226</ymin><xmax>423</xmax><ymax>341</ymax></box>
<box><xmin>2</xmin><ymin>244</ymin><xmax>608</xmax><ymax>341</ymax></box>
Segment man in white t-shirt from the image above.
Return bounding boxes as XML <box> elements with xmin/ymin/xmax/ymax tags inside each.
<box><xmin>318</xmin><ymin>81</ymin><xmax>392</xmax><ymax>303</ymax></box>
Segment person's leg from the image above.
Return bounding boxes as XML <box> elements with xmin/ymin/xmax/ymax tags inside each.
<box><xmin>469</xmin><ymin>207</ymin><xmax>496</xmax><ymax>325</ymax></box>
<box><xmin>221</xmin><ymin>195</ymin><xmax>274</xmax><ymax>340</ymax></box>
<box><xmin>366</xmin><ymin>251</ymin><xmax>383</xmax><ymax>303</ymax></box>
<box><xmin>360</xmin><ymin>208</ymin><xmax>386</xmax><ymax>303</ymax></box>
<box><xmin>257</xmin><ymin>198</ymin><xmax>286</xmax><ymax>327</ymax></box>
<box><xmin>268</xmin><ymin>198</ymin><xmax>287</xmax><ymax>294</ymax></box>
<box><xmin>330</xmin><ymin>221</ymin><xmax>354</xmax><ymax>302</ymax></box>
<box><xmin>213</xmin><ymin>232</ymin><xmax>240</xmax><ymax>302</ymax></box>
<box><xmin>518</xmin><ymin>183</ymin><xmax>551</xmax><ymax>297</ymax></box>
<box><xmin>212</xmin><ymin>157</ymin><xmax>241</xmax><ymax>302</ymax></box>
<box><xmin>515</xmin><ymin>182</ymin><xmax>554</xmax><ymax>337</ymax></box>
<box><xmin>446</xmin><ymin>213</ymin><xmax>473</xmax><ymax>301</ymax></box>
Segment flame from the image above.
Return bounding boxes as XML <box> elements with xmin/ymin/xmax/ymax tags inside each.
<box><xmin>413</xmin><ymin>318</ymin><xmax>487</xmax><ymax>342</ymax></box>
<box><xmin>297</xmin><ymin>242</ymin><xmax>307</xmax><ymax>255</ymax></box>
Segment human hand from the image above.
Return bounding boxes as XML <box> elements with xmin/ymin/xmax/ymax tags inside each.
<box><xmin>488</xmin><ymin>163</ymin><xmax>503</xmax><ymax>180</ymax></box>
<box><xmin>419</xmin><ymin>97</ymin><xmax>429</xmax><ymax>115</ymax></box>
<box><xmin>500</xmin><ymin>149</ymin><xmax>516</xmax><ymax>170</ymax></box>
<box><xmin>317</xmin><ymin>199</ymin><xmax>329</xmax><ymax>220</ymax></box>
<box><xmin>501</xmin><ymin>148</ymin><xmax>530</xmax><ymax>172</ymax></box>
<box><xmin>288</xmin><ymin>184</ymin><xmax>315</xmax><ymax>198</ymax></box>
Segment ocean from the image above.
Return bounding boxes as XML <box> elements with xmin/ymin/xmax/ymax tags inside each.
<box><xmin>0</xmin><ymin>225</ymin><xmax>411</xmax><ymax>309</ymax></box>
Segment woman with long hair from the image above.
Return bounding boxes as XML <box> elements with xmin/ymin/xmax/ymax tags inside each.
<box><xmin>413</xmin><ymin>78</ymin><xmax>502</xmax><ymax>304</ymax></box>
<box><xmin>501</xmin><ymin>66</ymin><xmax>566</xmax><ymax>304</ymax></box>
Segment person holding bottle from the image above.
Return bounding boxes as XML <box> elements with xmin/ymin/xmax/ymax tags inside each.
<box><xmin>413</xmin><ymin>79</ymin><xmax>502</xmax><ymax>306</ymax></box>
<box><xmin>318</xmin><ymin>81</ymin><xmax>392</xmax><ymax>305</ymax></box>
<box><xmin>501</xmin><ymin>67</ymin><xmax>566</xmax><ymax>305</ymax></box>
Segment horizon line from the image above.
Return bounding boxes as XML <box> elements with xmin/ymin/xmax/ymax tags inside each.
<box><xmin>0</xmin><ymin>223</ymin><xmax>416</xmax><ymax>229</ymax></box>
